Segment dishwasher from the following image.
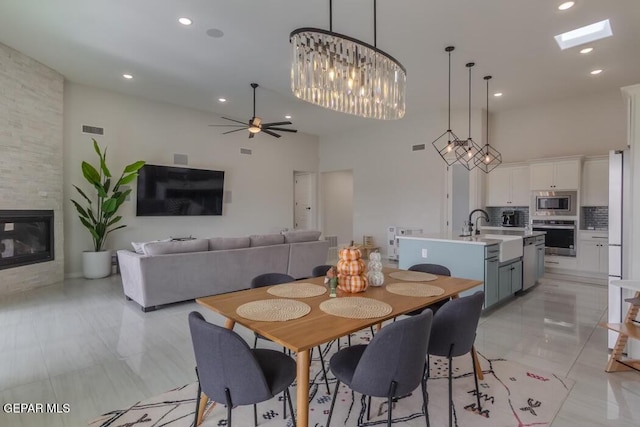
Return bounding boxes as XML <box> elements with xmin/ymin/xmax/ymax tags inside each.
<box><xmin>522</xmin><ymin>236</ymin><xmax>537</xmax><ymax>290</ymax></box>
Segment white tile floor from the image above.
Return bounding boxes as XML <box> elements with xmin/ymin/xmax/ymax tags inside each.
<box><xmin>0</xmin><ymin>274</ymin><xmax>639</xmax><ymax>426</ymax></box>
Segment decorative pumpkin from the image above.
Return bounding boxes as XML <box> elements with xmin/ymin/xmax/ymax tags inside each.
<box><xmin>367</xmin><ymin>270</ymin><xmax>385</xmax><ymax>287</ymax></box>
<box><xmin>369</xmin><ymin>251</ymin><xmax>382</xmax><ymax>262</ymax></box>
<box><xmin>337</xmin><ymin>259</ymin><xmax>366</xmax><ymax>276</ymax></box>
<box><xmin>367</xmin><ymin>259</ymin><xmax>382</xmax><ymax>272</ymax></box>
<box><xmin>338</xmin><ymin>274</ymin><xmax>369</xmax><ymax>293</ymax></box>
<box><xmin>338</xmin><ymin>246</ymin><xmax>362</xmax><ymax>261</ymax></box>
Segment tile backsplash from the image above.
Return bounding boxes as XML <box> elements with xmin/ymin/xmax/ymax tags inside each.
<box><xmin>581</xmin><ymin>206</ymin><xmax>608</xmax><ymax>230</ymax></box>
<box><xmin>486</xmin><ymin>206</ymin><xmax>529</xmax><ymax>227</ymax></box>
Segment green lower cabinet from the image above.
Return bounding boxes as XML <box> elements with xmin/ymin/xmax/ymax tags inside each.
<box><xmin>498</xmin><ymin>259</ymin><xmax>523</xmax><ymax>302</ymax></box>
<box><xmin>484</xmin><ymin>257</ymin><xmax>499</xmax><ymax>308</ymax></box>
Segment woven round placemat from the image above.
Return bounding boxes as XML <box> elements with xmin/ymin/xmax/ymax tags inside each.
<box><xmin>319</xmin><ymin>297</ymin><xmax>392</xmax><ymax>319</ymax></box>
<box><xmin>388</xmin><ymin>270</ymin><xmax>438</xmax><ymax>282</ymax></box>
<box><xmin>236</xmin><ymin>299</ymin><xmax>311</xmax><ymax>321</ymax></box>
<box><xmin>266</xmin><ymin>282</ymin><xmax>327</xmax><ymax>298</ymax></box>
<box><xmin>385</xmin><ymin>282</ymin><xmax>445</xmax><ymax>297</ymax></box>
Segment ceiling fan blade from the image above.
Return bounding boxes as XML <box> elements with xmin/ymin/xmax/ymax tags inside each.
<box><xmin>208</xmin><ymin>124</ymin><xmax>246</xmax><ymax>127</ymax></box>
<box><xmin>262</xmin><ymin>129</ymin><xmax>281</xmax><ymax>138</ymax></box>
<box><xmin>221</xmin><ymin>116</ymin><xmax>250</xmax><ymax>125</ymax></box>
<box><xmin>248</xmin><ymin>132</ymin><xmax>255</xmax><ymax>139</ymax></box>
<box><xmin>264</xmin><ymin>127</ymin><xmax>297</xmax><ymax>133</ymax></box>
<box><xmin>222</xmin><ymin>128</ymin><xmax>247</xmax><ymax>135</ymax></box>
<box><xmin>261</xmin><ymin>121</ymin><xmax>292</xmax><ymax>127</ymax></box>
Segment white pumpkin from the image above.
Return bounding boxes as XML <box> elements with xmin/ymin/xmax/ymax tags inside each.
<box><xmin>367</xmin><ymin>270</ymin><xmax>385</xmax><ymax>286</ymax></box>
<box><xmin>367</xmin><ymin>259</ymin><xmax>382</xmax><ymax>272</ymax></box>
<box><xmin>369</xmin><ymin>251</ymin><xmax>382</xmax><ymax>262</ymax></box>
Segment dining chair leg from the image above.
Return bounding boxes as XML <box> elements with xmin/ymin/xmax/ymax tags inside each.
<box><xmin>421</xmin><ymin>377</ymin><xmax>430</xmax><ymax>427</ymax></box>
<box><xmin>367</xmin><ymin>395</ymin><xmax>371</xmax><ymax>420</ymax></box>
<box><xmin>224</xmin><ymin>387</ymin><xmax>233</xmax><ymax>427</ymax></box>
<box><xmin>193</xmin><ymin>378</ymin><xmax>202</xmax><ymax>427</ymax></box>
<box><xmin>447</xmin><ymin>357</ymin><xmax>453</xmax><ymax>427</ymax></box>
<box><xmin>348</xmin><ymin>334</ymin><xmax>351</xmax><ymax>346</ymax></box>
<box><xmin>253</xmin><ymin>404</ymin><xmax>258</xmax><ymax>427</ymax></box>
<box><xmin>283</xmin><ymin>388</ymin><xmax>287</xmax><ymax>419</ymax></box>
<box><xmin>286</xmin><ymin>388</ymin><xmax>297</xmax><ymax>427</ymax></box>
<box><xmin>326</xmin><ymin>380</ymin><xmax>341</xmax><ymax>427</ymax></box>
<box><xmin>387</xmin><ymin>381</ymin><xmax>397</xmax><ymax>427</ymax></box>
<box><xmin>316</xmin><ymin>346</ymin><xmax>331</xmax><ymax>395</ymax></box>
<box><xmin>471</xmin><ymin>352</ymin><xmax>482</xmax><ymax>412</ymax></box>
<box><xmin>253</xmin><ymin>334</ymin><xmax>258</xmax><ymax>349</ymax></box>
<box><xmin>369</xmin><ymin>326</ymin><xmax>376</xmax><ymax>336</ymax></box>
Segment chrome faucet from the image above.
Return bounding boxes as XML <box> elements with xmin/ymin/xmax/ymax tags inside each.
<box><xmin>468</xmin><ymin>209</ymin><xmax>490</xmax><ymax>235</ymax></box>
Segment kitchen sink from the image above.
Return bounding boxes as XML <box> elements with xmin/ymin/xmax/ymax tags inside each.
<box><xmin>481</xmin><ymin>234</ymin><xmax>524</xmax><ymax>262</ymax></box>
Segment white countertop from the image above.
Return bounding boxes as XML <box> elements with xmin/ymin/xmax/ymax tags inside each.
<box><xmin>398</xmin><ymin>233</ymin><xmax>504</xmax><ymax>246</ymax></box>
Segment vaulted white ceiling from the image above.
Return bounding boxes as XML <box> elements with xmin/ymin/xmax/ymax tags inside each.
<box><xmin>1</xmin><ymin>0</ymin><xmax>639</xmax><ymax>136</ymax></box>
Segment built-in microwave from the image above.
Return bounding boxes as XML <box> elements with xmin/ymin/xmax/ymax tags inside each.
<box><xmin>531</xmin><ymin>191</ymin><xmax>577</xmax><ymax>216</ymax></box>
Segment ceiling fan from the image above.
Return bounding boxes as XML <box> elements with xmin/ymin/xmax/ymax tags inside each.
<box><xmin>209</xmin><ymin>83</ymin><xmax>298</xmax><ymax>139</ymax></box>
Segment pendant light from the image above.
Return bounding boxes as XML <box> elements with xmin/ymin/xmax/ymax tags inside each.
<box><xmin>474</xmin><ymin>75</ymin><xmax>502</xmax><ymax>173</ymax></box>
<box><xmin>432</xmin><ymin>46</ymin><xmax>463</xmax><ymax>166</ymax></box>
<box><xmin>455</xmin><ymin>62</ymin><xmax>483</xmax><ymax>171</ymax></box>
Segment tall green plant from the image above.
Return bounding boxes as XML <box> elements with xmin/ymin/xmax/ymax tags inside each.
<box><xmin>71</xmin><ymin>139</ymin><xmax>145</xmax><ymax>252</ymax></box>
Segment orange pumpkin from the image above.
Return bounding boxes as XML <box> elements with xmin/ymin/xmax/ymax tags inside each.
<box><xmin>338</xmin><ymin>274</ymin><xmax>369</xmax><ymax>293</ymax></box>
<box><xmin>338</xmin><ymin>246</ymin><xmax>362</xmax><ymax>261</ymax></box>
<box><xmin>336</xmin><ymin>259</ymin><xmax>366</xmax><ymax>276</ymax></box>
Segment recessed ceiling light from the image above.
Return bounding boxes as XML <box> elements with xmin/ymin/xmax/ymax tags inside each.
<box><xmin>580</xmin><ymin>47</ymin><xmax>594</xmax><ymax>54</ymax></box>
<box><xmin>285</xmin><ymin>115</ymin><xmax>292</xmax><ymax>119</ymax></box>
<box><xmin>218</xmin><ymin>98</ymin><xmax>227</xmax><ymax>103</ymax></box>
<box><xmin>554</xmin><ymin>19</ymin><xmax>612</xmax><ymax>50</ymax></box>
<box><xmin>122</xmin><ymin>74</ymin><xmax>133</xmax><ymax>80</ymax></box>
<box><xmin>590</xmin><ymin>69</ymin><xmax>603</xmax><ymax>75</ymax></box>
<box><xmin>558</xmin><ymin>2</ymin><xmax>575</xmax><ymax>11</ymax></box>
<box><xmin>178</xmin><ymin>17</ymin><xmax>192</xmax><ymax>26</ymax></box>
<box><xmin>493</xmin><ymin>92</ymin><xmax>503</xmax><ymax>97</ymax></box>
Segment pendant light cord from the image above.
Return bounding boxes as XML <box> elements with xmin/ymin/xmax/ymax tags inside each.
<box><xmin>374</xmin><ymin>0</ymin><xmax>377</xmax><ymax>47</ymax></box>
<box><xmin>467</xmin><ymin>63</ymin><xmax>474</xmax><ymax>139</ymax></box>
<box><xmin>446</xmin><ymin>47</ymin><xmax>454</xmax><ymax>130</ymax></box>
<box><xmin>329</xmin><ymin>0</ymin><xmax>333</xmax><ymax>31</ymax></box>
<box><xmin>485</xmin><ymin>76</ymin><xmax>491</xmax><ymax>155</ymax></box>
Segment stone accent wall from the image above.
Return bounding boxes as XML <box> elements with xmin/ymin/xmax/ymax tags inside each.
<box><xmin>0</xmin><ymin>43</ymin><xmax>64</xmax><ymax>295</ymax></box>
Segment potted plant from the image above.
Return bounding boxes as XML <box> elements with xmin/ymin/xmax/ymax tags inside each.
<box><xmin>71</xmin><ymin>139</ymin><xmax>145</xmax><ymax>279</ymax></box>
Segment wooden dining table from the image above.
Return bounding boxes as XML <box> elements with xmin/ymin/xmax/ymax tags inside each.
<box><xmin>196</xmin><ymin>267</ymin><xmax>483</xmax><ymax>427</ymax></box>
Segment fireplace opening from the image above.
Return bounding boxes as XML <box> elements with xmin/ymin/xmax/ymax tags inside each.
<box><xmin>0</xmin><ymin>210</ymin><xmax>54</xmax><ymax>270</ymax></box>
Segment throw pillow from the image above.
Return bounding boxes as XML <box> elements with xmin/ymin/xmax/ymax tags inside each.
<box><xmin>131</xmin><ymin>238</ymin><xmax>171</xmax><ymax>254</ymax></box>
<box><xmin>249</xmin><ymin>234</ymin><xmax>285</xmax><ymax>247</ymax></box>
<box><xmin>282</xmin><ymin>230</ymin><xmax>322</xmax><ymax>243</ymax></box>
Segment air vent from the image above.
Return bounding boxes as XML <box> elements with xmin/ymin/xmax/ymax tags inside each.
<box><xmin>173</xmin><ymin>153</ymin><xmax>188</xmax><ymax>165</ymax></box>
<box><xmin>82</xmin><ymin>125</ymin><xmax>104</xmax><ymax>135</ymax></box>
<box><xmin>240</xmin><ymin>148</ymin><xmax>252</xmax><ymax>155</ymax></box>
<box><xmin>412</xmin><ymin>144</ymin><xmax>426</xmax><ymax>151</ymax></box>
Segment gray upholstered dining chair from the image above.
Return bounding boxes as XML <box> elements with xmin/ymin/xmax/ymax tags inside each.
<box><xmin>311</xmin><ymin>264</ymin><xmax>333</xmax><ymax>278</ymax></box>
<box><xmin>426</xmin><ymin>291</ymin><xmax>485</xmax><ymax>427</ymax></box>
<box><xmin>326</xmin><ymin>310</ymin><xmax>434</xmax><ymax>427</ymax></box>
<box><xmin>188</xmin><ymin>311</ymin><xmax>296</xmax><ymax>427</ymax></box>
<box><xmin>251</xmin><ymin>272</ymin><xmax>331</xmax><ymax>395</ymax></box>
<box><xmin>404</xmin><ymin>263</ymin><xmax>452</xmax><ymax>317</ymax></box>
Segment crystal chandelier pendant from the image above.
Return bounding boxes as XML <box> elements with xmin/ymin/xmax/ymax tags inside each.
<box><xmin>290</xmin><ymin>1</ymin><xmax>406</xmax><ymax>120</ymax></box>
<box><xmin>473</xmin><ymin>75</ymin><xmax>503</xmax><ymax>173</ymax></box>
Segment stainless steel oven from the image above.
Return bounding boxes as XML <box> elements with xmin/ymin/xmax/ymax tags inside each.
<box><xmin>532</xmin><ymin>219</ymin><xmax>576</xmax><ymax>257</ymax></box>
<box><xmin>531</xmin><ymin>191</ymin><xmax>577</xmax><ymax>216</ymax></box>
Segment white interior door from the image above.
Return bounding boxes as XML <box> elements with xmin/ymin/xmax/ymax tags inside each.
<box><xmin>294</xmin><ymin>172</ymin><xmax>312</xmax><ymax>230</ymax></box>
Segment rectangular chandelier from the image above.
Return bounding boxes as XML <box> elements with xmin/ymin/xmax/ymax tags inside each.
<box><xmin>290</xmin><ymin>1</ymin><xmax>406</xmax><ymax>120</ymax></box>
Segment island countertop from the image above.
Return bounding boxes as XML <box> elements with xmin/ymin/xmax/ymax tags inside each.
<box><xmin>397</xmin><ymin>233</ymin><xmax>504</xmax><ymax>246</ymax></box>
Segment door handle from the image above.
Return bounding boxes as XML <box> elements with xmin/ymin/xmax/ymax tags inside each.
<box><xmin>305</xmin><ymin>207</ymin><xmax>311</xmax><ymax>210</ymax></box>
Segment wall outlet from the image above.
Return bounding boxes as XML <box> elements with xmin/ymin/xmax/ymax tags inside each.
<box><xmin>421</xmin><ymin>248</ymin><xmax>428</xmax><ymax>258</ymax></box>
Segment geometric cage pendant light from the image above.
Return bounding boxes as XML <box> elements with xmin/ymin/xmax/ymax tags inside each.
<box><xmin>431</xmin><ymin>46</ymin><xmax>464</xmax><ymax>166</ymax></box>
<box><xmin>455</xmin><ymin>62</ymin><xmax>483</xmax><ymax>171</ymax></box>
<box><xmin>290</xmin><ymin>0</ymin><xmax>406</xmax><ymax>120</ymax></box>
<box><xmin>473</xmin><ymin>75</ymin><xmax>503</xmax><ymax>173</ymax></box>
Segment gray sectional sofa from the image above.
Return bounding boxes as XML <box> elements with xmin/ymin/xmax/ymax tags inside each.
<box><xmin>117</xmin><ymin>230</ymin><xmax>329</xmax><ymax>311</ymax></box>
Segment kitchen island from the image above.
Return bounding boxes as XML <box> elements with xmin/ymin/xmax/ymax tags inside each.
<box><xmin>398</xmin><ymin>233</ymin><xmax>534</xmax><ymax>309</ymax></box>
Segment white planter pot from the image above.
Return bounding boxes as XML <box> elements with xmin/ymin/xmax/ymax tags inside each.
<box><xmin>83</xmin><ymin>250</ymin><xmax>112</xmax><ymax>279</ymax></box>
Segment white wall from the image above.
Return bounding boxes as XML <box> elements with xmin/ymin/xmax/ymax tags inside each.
<box><xmin>321</xmin><ymin>170</ymin><xmax>353</xmax><ymax>245</ymax></box>
<box><xmin>492</xmin><ymin>89</ymin><xmax>627</xmax><ymax>161</ymax></box>
<box><xmin>319</xmin><ymin>90</ymin><xmax>625</xmax><ymax>257</ymax></box>
<box><xmin>63</xmin><ymin>83</ymin><xmax>319</xmax><ymax>276</ymax></box>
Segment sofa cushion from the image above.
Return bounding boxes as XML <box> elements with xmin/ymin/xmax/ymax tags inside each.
<box><xmin>131</xmin><ymin>239</ymin><xmax>171</xmax><ymax>254</ymax></box>
<box><xmin>282</xmin><ymin>230</ymin><xmax>322</xmax><ymax>243</ymax></box>
<box><xmin>143</xmin><ymin>239</ymin><xmax>209</xmax><ymax>256</ymax></box>
<box><xmin>249</xmin><ymin>233</ymin><xmax>285</xmax><ymax>247</ymax></box>
<box><xmin>209</xmin><ymin>236</ymin><xmax>251</xmax><ymax>251</ymax></box>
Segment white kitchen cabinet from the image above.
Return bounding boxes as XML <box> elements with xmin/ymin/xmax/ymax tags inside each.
<box><xmin>530</xmin><ymin>159</ymin><xmax>581</xmax><ymax>190</ymax></box>
<box><xmin>486</xmin><ymin>165</ymin><xmax>529</xmax><ymax>206</ymax></box>
<box><xmin>581</xmin><ymin>158</ymin><xmax>609</xmax><ymax>206</ymax></box>
<box><xmin>578</xmin><ymin>231</ymin><xmax>608</xmax><ymax>273</ymax></box>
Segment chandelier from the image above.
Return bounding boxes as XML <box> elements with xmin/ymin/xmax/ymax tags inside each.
<box><xmin>290</xmin><ymin>0</ymin><xmax>406</xmax><ymax>120</ymax></box>
<box><xmin>473</xmin><ymin>76</ymin><xmax>502</xmax><ymax>173</ymax></box>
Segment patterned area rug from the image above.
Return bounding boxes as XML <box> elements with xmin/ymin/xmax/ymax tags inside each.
<box><xmin>89</xmin><ymin>332</ymin><xmax>573</xmax><ymax>427</ymax></box>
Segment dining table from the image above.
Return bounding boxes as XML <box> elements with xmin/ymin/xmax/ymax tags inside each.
<box><xmin>195</xmin><ymin>266</ymin><xmax>483</xmax><ymax>427</ymax></box>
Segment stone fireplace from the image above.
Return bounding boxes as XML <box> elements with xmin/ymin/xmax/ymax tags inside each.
<box><xmin>0</xmin><ymin>210</ymin><xmax>54</xmax><ymax>270</ymax></box>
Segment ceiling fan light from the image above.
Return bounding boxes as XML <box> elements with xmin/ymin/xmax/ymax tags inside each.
<box><xmin>248</xmin><ymin>126</ymin><xmax>261</xmax><ymax>134</ymax></box>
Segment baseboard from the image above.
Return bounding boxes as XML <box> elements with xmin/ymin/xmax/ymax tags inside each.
<box><xmin>544</xmin><ymin>272</ymin><xmax>607</xmax><ymax>286</ymax></box>
<box><xmin>65</xmin><ymin>272</ymin><xmax>83</xmax><ymax>279</ymax></box>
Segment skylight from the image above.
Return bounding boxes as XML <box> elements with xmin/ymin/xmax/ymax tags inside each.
<box><xmin>554</xmin><ymin>19</ymin><xmax>612</xmax><ymax>50</ymax></box>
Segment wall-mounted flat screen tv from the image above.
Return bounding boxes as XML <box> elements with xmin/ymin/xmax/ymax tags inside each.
<box><xmin>136</xmin><ymin>164</ymin><xmax>224</xmax><ymax>216</ymax></box>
